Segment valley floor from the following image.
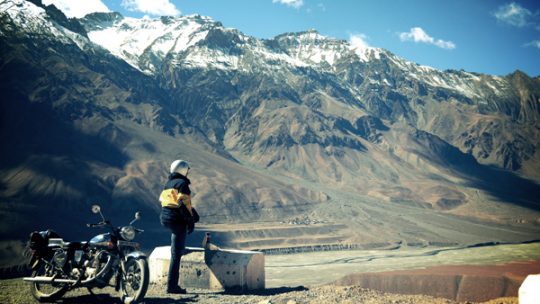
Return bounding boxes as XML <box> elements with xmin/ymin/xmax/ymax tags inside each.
<box><xmin>2</xmin><ymin>243</ymin><xmax>538</xmax><ymax>303</ymax></box>
<box><xmin>265</xmin><ymin>242</ymin><xmax>540</xmax><ymax>287</ymax></box>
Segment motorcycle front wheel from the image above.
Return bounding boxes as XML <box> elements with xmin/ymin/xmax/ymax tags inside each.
<box><xmin>120</xmin><ymin>257</ymin><xmax>149</xmax><ymax>304</ymax></box>
<box><xmin>30</xmin><ymin>262</ymin><xmax>69</xmax><ymax>302</ymax></box>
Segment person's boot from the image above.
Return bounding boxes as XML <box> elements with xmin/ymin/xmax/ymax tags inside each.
<box><xmin>166</xmin><ymin>285</ymin><xmax>187</xmax><ymax>294</ymax></box>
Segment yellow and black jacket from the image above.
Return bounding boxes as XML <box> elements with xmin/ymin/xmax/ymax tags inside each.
<box><xmin>159</xmin><ymin>173</ymin><xmax>193</xmax><ymax>213</ymax></box>
<box><xmin>159</xmin><ymin>173</ymin><xmax>198</xmax><ymax>226</ymax></box>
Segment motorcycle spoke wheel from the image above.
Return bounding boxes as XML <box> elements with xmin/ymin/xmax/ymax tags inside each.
<box><xmin>34</xmin><ymin>281</ymin><xmax>66</xmax><ymax>296</ymax></box>
<box><xmin>121</xmin><ymin>258</ymin><xmax>149</xmax><ymax>303</ymax></box>
<box><xmin>31</xmin><ymin>263</ymin><xmax>68</xmax><ymax>301</ymax></box>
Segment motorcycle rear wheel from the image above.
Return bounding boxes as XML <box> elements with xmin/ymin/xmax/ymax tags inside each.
<box><xmin>120</xmin><ymin>257</ymin><xmax>149</xmax><ymax>304</ymax></box>
<box><xmin>30</xmin><ymin>262</ymin><xmax>69</xmax><ymax>302</ymax></box>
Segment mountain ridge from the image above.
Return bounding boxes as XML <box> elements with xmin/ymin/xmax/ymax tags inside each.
<box><xmin>1</xmin><ymin>0</ymin><xmax>540</xmax><ymax>260</ymax></box>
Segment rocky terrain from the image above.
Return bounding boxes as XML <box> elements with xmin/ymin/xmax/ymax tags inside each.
<box><xmin>3</xmin><ymin>243</ymin><xmax>537</xmax><ymax>303</ymax></box>
<box><xmin>0</xmin><ymin>278</ymin><xmax>518</xmax><ymax>304</ymax></box>
<box><xmin>1</xmin><ymin>0</ymin><xmax>540</xmax><ymax>267</ymax></box>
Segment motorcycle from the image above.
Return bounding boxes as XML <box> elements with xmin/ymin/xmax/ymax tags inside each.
<box><xmin>23</xmin><ymin>205</ymin><xmax>149</xmax><ymax>304</ymax></box>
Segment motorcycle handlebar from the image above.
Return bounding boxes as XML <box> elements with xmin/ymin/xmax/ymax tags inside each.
<box><xmin>86</xmin><ymin>221</ymin><xmax>109</xmax><ymax>228</ymax></box>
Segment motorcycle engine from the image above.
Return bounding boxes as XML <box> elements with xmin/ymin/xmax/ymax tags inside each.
<box><xmin>52</xmin><ymin>249</ymin><xmax>68</xmax><ymax>268</ymax></box>
<box><xmin>84</xmin><ymin>250</ymin><xmax>117</xmax><ymax>287</ymax></box>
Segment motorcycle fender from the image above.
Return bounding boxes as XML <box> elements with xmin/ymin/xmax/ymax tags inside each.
<box><xmin>124</xmin><ymin>251</ymin><xmax>146</xmax><ymax>260</ymax></box>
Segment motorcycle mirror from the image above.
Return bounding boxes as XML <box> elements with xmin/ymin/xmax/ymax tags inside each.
<box><xmin>130</xmin><ymin>211</ymin><xmax>141</xmax><ymax>225</ymax></box>
<box><xmin>92</xmin><ymin>204</ymin><xmax>106</xmax><ymax>221</ymax></box>
<box><xmin>91</xmin><ymin>205</ymin><xmax>101</xmax><ymax>214</ymax></box>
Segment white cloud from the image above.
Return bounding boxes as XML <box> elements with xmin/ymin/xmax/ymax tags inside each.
<box><xmin>349</xmin><ymin>33</ymin><xmax>370</xmax><ymax>54</ymax></box>
<box><xmin>42</xmin><ymin>0</ymin><xmax>110</xmax><ymax>18</ymax></box>
<box><xmin>494</xmin><ymin>2</ymin><xmax>532</xmax><ymax>27</ymax></box>
<box><xmin>525</xmin><ymin>40</ymin><xmax>540</xmax><ymax>49</ymax></box>
<box><xmin>273</xmin><ymin>0</ymin><xmax>304</xmax><ymax>9</ymax></box>
<box><xmin>399</xmin><ymin>27</ymin><xmax>456</xmax><ymax>50</ymax></box>
<box><xmin>121</xmin><ymin>0</ymin><xmax>181</xmax><ymax>16</ymax></box>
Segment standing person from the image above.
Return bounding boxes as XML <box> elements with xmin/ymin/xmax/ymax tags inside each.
<box><xmin>159</xmin><ymin>159</ymin><xmax>199</xmax><ymax>294</ymax></box>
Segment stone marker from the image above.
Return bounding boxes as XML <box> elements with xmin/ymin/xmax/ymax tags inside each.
<box><xmin>149</xmin><ymin>246</ymin><xmax>265</xmax><ymax>291</ymax></box>
<box><xmin>519</xmin><ymin>274</ymin><xmax>540</xmax><ymax>304</ymax></box>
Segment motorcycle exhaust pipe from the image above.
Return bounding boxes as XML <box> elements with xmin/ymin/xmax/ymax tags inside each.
<box><xmin>23</xmin><ymin>276</ymin><xmax>77</xmax><ymax>284</ymax></box>
<box><xmin>23</xmin><ymin>254</ymin><xmax>114</xmax><ymax>286</ymax></box>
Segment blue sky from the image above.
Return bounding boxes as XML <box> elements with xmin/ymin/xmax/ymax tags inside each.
<box><xmin>45</xmin><ymin>0</ymin><xmax>540</xmax><ymax>76</ymax></box>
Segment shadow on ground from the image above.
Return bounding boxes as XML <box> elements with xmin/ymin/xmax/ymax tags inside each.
<box><xmin>221</xmin><ymin>285</ymin><xmax>308</xmax><ymax>296</ymax></box>
<box><xmin>54</xmin><ymin>286</ymin><xmax>307</xmax><ymax>303</ymax></box>
<box><xmin>58</xmin><ymin>294</ymin><xmax>199</xmax><ymax>304</ymax></box>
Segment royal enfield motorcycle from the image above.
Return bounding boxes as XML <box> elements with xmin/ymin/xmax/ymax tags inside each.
<box><xmin>23</xmin><ymin>205</ymin><xmax>149</xmax><ymax>303</ymax></box>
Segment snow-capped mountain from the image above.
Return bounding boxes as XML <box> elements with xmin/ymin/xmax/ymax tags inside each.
<box><xmin>2</xmin><ymin>0</ymin><xmax>540</xmax><ymax>256</ymax></box>
<box><xmin>0</xmin><ymin>0</ymin><xmax>89</xmax><ymax>48</ymax></box>
<box><xmin>79</xmin><ymin>10</ymin><xmax>537</xmax><ymax>171</ymax></box>
<box><xmin>83</xmin><ymin>13</ymin><xmax>222</xmax><ymax>73</ymax></box>
<box><xmin>81</xmin><ymin>12</ymin><xmax>510</xmax><ymax>100</ymax></box>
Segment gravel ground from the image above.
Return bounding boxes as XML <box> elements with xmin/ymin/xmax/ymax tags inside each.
<box><xmin>0</xmin><ymin>279</ymin><xmax>518</xmax><ymax>304</ymax></box>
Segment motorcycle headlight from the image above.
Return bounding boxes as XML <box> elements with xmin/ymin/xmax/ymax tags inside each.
<box><xmin>120</xmin><ymin>226</ymin><xmax>136</xmax><ymax>241</ymax></box>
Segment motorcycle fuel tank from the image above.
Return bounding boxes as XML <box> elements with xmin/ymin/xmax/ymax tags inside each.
<box><xmin>89</xmin><ymin>233</ymin><xmax>112</xmax><ymax>249</ymax></box>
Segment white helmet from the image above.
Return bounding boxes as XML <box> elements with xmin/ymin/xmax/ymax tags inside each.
<box><xmin>170</xmin><ymin>159</ymin><xmax>190</xmax><ymax>176</ymax></box>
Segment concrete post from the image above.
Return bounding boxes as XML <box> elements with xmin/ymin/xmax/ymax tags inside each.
<box><xmin>149</xmin><ymin>246</ymin><xmax>265</xmax><ymax>291</ymax></box>
<box><xmin>519</xmin><ymin>274</ymin><xmax>540</xmax><ymax>304</ymax></box>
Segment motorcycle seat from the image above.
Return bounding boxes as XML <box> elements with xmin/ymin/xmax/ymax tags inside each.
<box><xmin>47</xmin><ymin>239</ymin><xmax>87</xmax><ymax>249</ymax></box>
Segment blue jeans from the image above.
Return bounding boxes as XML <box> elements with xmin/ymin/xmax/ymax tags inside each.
<box><xmin>160</xmin><ymin>209</ymin><xmax>187</xmax><ymax>289</ymax></box>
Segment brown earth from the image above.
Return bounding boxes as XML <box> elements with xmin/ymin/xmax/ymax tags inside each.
<box><xmin>335</xmin><ymin>260</ymin><xmax>540</xmax><ymax>302</ymax></box>
<box><xmin>0</xmin><ymin>278</ymin><xmax>518</xmax><ymax>304</ymax></box>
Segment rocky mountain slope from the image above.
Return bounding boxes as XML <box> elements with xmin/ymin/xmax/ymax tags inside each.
<box><xmin>1</xmin><ymin>0</ymin><xmax>540</xmax><ymax>258</ymax></box>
